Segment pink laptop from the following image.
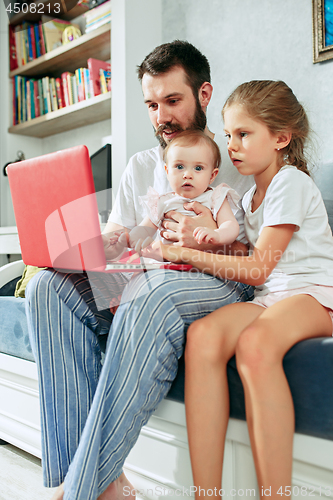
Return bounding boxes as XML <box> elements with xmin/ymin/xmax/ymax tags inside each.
<box><xmin>7</xmin><ymin>145</ymin><xmax>191</xmax><ymax>273</ymax></box>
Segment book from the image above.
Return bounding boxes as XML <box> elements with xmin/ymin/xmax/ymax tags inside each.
<box><xmin>87</xmin><ymin>58</ymin><xmax>111</xmax><ymax>96</ymax></box>
<box><xmin>15</xmin><ymin>76</ymin><xmax>21</xmax><ymax>124</ymax></box>
<box><xmin>55</xmin><ymin>78</ymin><xmax>65</xmax><ymax>108</ymax></box>
<box><xmin>26</xmin><ymin>80</ymin><xmax>31</xmax><ymax>121</ymax></box>
<box><xmin>38</xmin><ymin>79</ymin><xmax>44</xmax><ymax>115</ymax></box>
<box><xmin>22</xmin><ymin>22</ymin><xmax>30</xmax><ymax>64</ymax></box>
<box><xmin>34</xmin><ymin>24</ymin><xmax>40</xmax><ymax>58</ymax></box>
<box><xmin>72</xmin><ymin>75</ymin><xmax>78</xmax><ymax>104</ymax></box>
<box><xmin>34</xmin><ymin>80</ymin><xmax>40</xmax><ymax>117</ymax></box>
<box><xmin>29</xmin><ymin>25</ymin><xmax>37</xmax><ymax>60</ymax></box>
<box><xmin>83</xmin><ymin>68</ymin><xmax>91</xmax><ymax>99</ymax></box>
<box><xmin>67</xmin><ymin>73</ymin><xmax>74</xmax><ymax>105</ymax></box>
<box><xmin>84</xmin><ymin>0</ymin><xmax>111</xmax><ymax>27</ymax></box>
<box><xmin>50</xmin><ymin>78</ymin><xmax>58</xmax><ymax>111</ymax></box>
<box><xmin>12</xmin><ymin>77</ymin><xmax>18</xmax><ymax>125</ymax></box>
<box><xmin>42</xmin><ymin>16</ymin><xmax>79</xmax><ymax>53</ymax></box>
<box><xmin>14</xmin><ymin>26</ymin><xmax>22</xmax><ymax>67</ymax></box>
<box><xmin>23</xmin><ymin>22</ymin><xmax>33</xmax><ymax>62</ymax></box>
<box><xmin>61</xmin><ymin>71</ymin><xmax>71</xmax><ymax>107</ymax></box>
<box><xmin>99</xmin><ymin>68</ymin><xmax>107</xmax><ymax>93</ymax></box>
<box><xmin>75</xmin><ymin>68</ymin><xmax>85</xmax><ymax>102</ymax></box>
<box><xmin>43</xmin><ymin>76</ymin><xmax>51</xmax><ymax>113</ymax></box>
<box><xmin>21</xmin><ymin>76</ymin><xmax>27</xmax><ymax>122</ymax></box>
<box><xmin>38</xmin><ymin>22</ymin><xmax>46</xmax><ymax>56</ymax></box>
<box><xmin>30</xmin><ymin>80</ymin><xmax>36</xmax><ymax>119</ymax></box>
<box><xmin>85</xmin><ymin>15</ymin><xmax>111</xmax><ymax>33</ymax></box>
<box><xmin>9</xmin><ymin>24</ymin><xmax>18</xmax><ymax>71</ymax></box>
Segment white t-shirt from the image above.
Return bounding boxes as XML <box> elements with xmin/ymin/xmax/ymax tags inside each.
<box><xmin>109</xmin><ymin>133</ymin><xmax>254</xmax><ymax>242</ymax></box>
<box><xmin>242</xmin><ymin>165</ymin><xmax>333</xmax><ymax>295</ymax></box>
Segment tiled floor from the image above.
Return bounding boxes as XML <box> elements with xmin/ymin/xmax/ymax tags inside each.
<box><xmin>0</xmin><ymin>442</ymin><xmax>57</xmax><ymax>500</ymax></box>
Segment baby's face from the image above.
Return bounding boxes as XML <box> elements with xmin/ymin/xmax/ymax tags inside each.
<box><xmin>165</xmin><ymin>142</ymin><xmax>218</xmax><ymax>199</ymax></box>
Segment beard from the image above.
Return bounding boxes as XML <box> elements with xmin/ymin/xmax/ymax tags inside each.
<box><xmin>154</xmin><ymin>98</ymin><xmax>207</xmax><ymax>149</ymax></box>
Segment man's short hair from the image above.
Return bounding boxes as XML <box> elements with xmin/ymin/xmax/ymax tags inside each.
<box><xmin>163</xmin><ymin>130</ymin><xmax>221</xmax><ymax>171</ymax></box>
<box><xmin>137</xmin><ymin>40</ymin><xmax>211</xmax><ymax>97</ymax></box>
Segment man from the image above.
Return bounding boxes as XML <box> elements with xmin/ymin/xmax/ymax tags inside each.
<box><xmin>26</xmin><ymin>41</ymin><xmax>254</xmax><ymax>500</ymax></box>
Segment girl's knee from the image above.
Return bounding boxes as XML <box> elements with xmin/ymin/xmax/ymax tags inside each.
<box><xmin>185</xmin><ymin>317</ymin><xmax>228</xmax><ymax>366</ymax></box>
<box><xmin>235</xmin><ymin>323</ymin><xmax>282</xmax><ymax>378</ymax></box>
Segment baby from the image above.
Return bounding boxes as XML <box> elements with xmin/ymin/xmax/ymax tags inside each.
<box><xmin>114</xmin><ymin>130</ymin><xmax>240</xmax><ymax>255</ymax></box>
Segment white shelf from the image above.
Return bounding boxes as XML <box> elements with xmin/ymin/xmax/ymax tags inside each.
<box><xmin>8</xmin><ymin>92</ymin><xmax>111</xmax><ymax>138</ymax></box>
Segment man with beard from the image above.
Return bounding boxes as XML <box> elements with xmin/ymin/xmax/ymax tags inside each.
<box><xmin>26</xmin><ymin>41</ymin><xmax>254</xmax><ymax>500</ymax></box>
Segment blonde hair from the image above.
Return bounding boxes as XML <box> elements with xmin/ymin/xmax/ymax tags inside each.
<box><xmin>222</xmin><ymin>80</ymin><xmax>311</xmax><ymax>176</ymax></box>
<box><xmin>163</xmin><ymin>130</ymin><xmax>221</xmax><ymax>170</ymax></box>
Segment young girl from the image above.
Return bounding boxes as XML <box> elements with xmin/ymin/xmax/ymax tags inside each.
<box><xmin>152</xmin><ymin>80</ymin><xmax>333</xmax><ymax>497</ymax></box>
<box><xmin>115</xmin><ymin>130</ymin><xmax>240</xmax><ymax>254</ymax></box>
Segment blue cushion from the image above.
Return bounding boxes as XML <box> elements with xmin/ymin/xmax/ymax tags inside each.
<box><xmin>0</xmin><ymin>297</ymin><xmax>34</xmax><ymax>362</ymax></box>
<box><xmin>166</xmin><ymin>337</ymin><xmax>333</xmax><ymax>441</ymax></box>
<box><xmin>0</xmin><ymin>277</ymin><xmax>21</xmax><ymax>297</ymax></box>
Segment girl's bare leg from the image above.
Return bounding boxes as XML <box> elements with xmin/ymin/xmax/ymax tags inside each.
<box><xmin>235</xmin><ymin>295</ymin><xmax>332</xmax><ymax>498</ymax></box>
<box><xmin>185</xmin><ymin>302</ymin><xmax>264</xmax><ymax>500</ymax></box>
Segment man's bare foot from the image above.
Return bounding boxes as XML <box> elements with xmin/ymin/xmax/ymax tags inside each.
<box><xmin>98</xmin><ymin>472</ymin><xmax>136</xmax><ymax>500</ymax></box>
<box><xmin>51</xmin><ymin>483</ymin><xmax>64</xmax><ymax>500</ymax></box>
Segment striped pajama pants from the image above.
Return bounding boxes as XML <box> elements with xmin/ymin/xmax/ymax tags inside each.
<box><xmin>25</xmin><ymin>268</ymin><xmax>254</xmax><ymax>499</ymax></box>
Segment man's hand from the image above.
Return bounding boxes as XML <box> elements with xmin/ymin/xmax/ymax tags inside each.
<box><xmin>161</xmin><ymin>202</ymin><xmax>217</xmax><ymax>249</ymax></box>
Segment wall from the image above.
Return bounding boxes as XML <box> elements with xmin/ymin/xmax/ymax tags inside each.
<box><xmin>162</xmin><ymin>0</ymin><xmax>333</xmax><ymax>168</ymax></box>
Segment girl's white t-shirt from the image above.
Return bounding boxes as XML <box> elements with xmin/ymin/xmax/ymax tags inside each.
<box><xmin>243</xmin><ymin>165</ymin><xmax>333</xmax><ymax>295</ymax></box>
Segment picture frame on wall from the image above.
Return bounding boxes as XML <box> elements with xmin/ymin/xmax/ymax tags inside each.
<box><xmin>313</xmin><ymin>0</ymin><xmax>333</xmax><ymax>62</ymax></box>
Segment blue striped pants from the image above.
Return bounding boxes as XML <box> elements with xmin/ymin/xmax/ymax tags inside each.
<box><xmin>25</xmin><ymin>268</ymin><xmax>254</xmax><ymax>499</ymax></box>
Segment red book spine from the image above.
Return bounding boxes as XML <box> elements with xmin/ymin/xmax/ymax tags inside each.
<box><xmin>61</xmin><ymin>72</ymin><xmax>70</xmax><ymax>107</ymax></box>
<box><xmin>9</xmin><ymin>25</ymin><xmax>18</xmax><ymax>71</ymax></box>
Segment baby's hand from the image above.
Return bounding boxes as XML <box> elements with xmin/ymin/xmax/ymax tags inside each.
<box><xmin>102</xmin><ymin>231</ymin><xmax>127</xmax><ymax>261</ymax></box>
<box><xmin>120</xmin><ymin>226</ymin><xmax>155</xmax><ymax>254</ymax></box>
<box><xmin>193</xmin><ymin>227</ymin><xmax>219</xmax><ymax>245</ymax></box>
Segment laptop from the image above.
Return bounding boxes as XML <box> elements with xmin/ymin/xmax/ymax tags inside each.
<box><xmin>7</xmin><ymin>145</ymin><xmax>192</xmax><ymax>273</ymax></box>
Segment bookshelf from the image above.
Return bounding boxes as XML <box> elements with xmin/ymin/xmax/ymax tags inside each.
<box><xmin>8</xmin><ymin>91</ymin><xmax>111</xmax><ymax>137</ymax></box>
<box><xmin>4</xmin><ymin>0</ymin><xmax>162</xmax><ymax>201</ymax></box>
<box><xmin>9</xmin><ymin>23</ymin><xmax>111</xmax><ymax>78</ymax></box>
<box><xmin>8</xmin><ymin>22</ymin><xmax>111</xmax><ymax>137</ymax></box>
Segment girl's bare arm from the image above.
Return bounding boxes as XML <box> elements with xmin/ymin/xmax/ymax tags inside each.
<box><xmin>157</xmin><ymin>224</ymin><xmax>296</xmax><ymax>286</ymax></box>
